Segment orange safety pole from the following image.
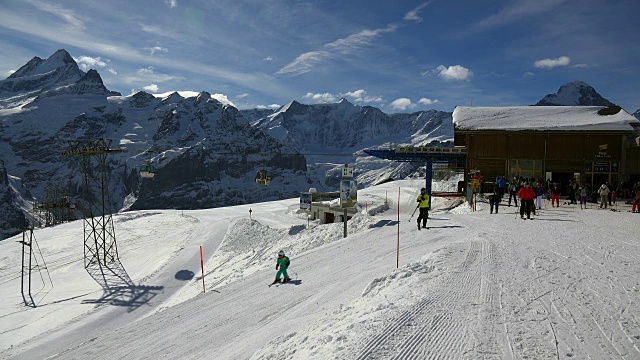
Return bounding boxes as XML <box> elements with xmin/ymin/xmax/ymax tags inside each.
<box><xmin>200</xmin><ymin>246</ymin><xmax>206</xmax><ymax>293</ymax></box>
<box><xmin>397</xmin><ymin>187</ymin><xmax>400</xmax><ymax>269</ymax></box>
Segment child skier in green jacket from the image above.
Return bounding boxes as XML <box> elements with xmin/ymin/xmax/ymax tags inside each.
<box><xmin>272</xmin><ymin>250</ymin><xmax>291</xmax><ymax>284</ymax></box>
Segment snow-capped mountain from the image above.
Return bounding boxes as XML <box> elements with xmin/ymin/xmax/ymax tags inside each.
<box><xmin>0</xmin><ymin>49</ymin><xmax>85</xmax><ymax>93</ymax></box>
<box><xmin>241</xmin><ymin>98</ymin><xmax>454</xmax><ymax>190</ymax></box>
<box><xmin>0</xmin><ymin>50</ymin><xmax>452</xmax><ymax>239</ymax></box>
<box><xmin>533</xmin><ymin>80</ymin><xmax>616</xmax><ymax>106</ymax></box>
<box><xmin>633</xmin><ymin>109</ymin><xmax>640</xmax><ymax>121</ymax></box>
<box><xmin>246</xmin><ymin>98</ymin><xmax>452</xmax><ymax>151</ymax></box>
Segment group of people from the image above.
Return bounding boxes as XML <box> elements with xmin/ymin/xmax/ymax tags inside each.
<box><xmin>488</xmin><ymin>176</ymin><xmax>640</xmax><ymax>218</ymax></box>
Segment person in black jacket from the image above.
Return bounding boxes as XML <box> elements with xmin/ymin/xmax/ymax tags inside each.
<box><xmin>488</xmin><ymin>192</ymin><xmax>501</xmax><ymax>214</ymax></box>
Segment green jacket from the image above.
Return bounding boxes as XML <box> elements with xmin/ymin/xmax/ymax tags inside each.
<box><xmin>417</xmin><ymin>193</ymin><xmax>430</xmax><ymax>208</ymax></box>
<box><xmin>276</xmin><ymin>256</ymin><xmax>290</xmax><ymax>269</ymax></box>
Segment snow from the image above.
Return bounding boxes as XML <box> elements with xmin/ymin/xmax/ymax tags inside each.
<box><xmin>453</xmin><ymin>106</ymin><xmax>640</xmax><ymax>131</ymax></box>
<box><xmin>1</xmin><ymin>179</ymin><xmax>640</xmax><ymax>359</ymax></box>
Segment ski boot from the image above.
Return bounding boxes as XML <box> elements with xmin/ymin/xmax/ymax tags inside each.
<box><xmin>283</xmin><ymin>277</ymin><xmax>291</xmax><ymax>283</ymax></box>
<box><xmin>271</xmin><ymin>278</ymin><xmax>281</xmax><ymax>285</ymax></box>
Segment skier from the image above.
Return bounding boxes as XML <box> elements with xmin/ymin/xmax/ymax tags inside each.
<box><xmin>551</xmin><ymin>183</ymin><xmax>561</xmax><ymax>207</ymax></box>
<box><xmin>598</xmin><ymin>183</ymin><xmax>610</xmax><ymax>209</ymax></box>
<box><xmin>579</xmin><ymin>184</ymin><xmax>588</xmax><ymax>209</ymax></box>
<box><xmin>416</xmin><ymin>187</ymin><xmax>430</xmax><ymax>230</ymax></box>
<box><xmin>272</xmin><ymin>250</ymin><xmax>291</xmax><ymax>284</ymax></box>
<box><xmin>518</xmin><ymin>182</ymin><xmax>536</xmax><ymax>219</ymax></box>
<box><xmin>507</xmin><ymin>180</ymin><xmax>518</xmax><ymax>207</ymax></box>
<box><xmin>488</xmin><ymin>190</ymin><xmax>500</xmax><ymax>214</ymax></box>
<box><xmin>535</xmin><ymin>182</ymin><xmax>545</xmax><ymax>210</ymax></box>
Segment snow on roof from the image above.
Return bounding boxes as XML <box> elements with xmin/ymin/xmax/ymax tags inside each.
<box><xmin>453</xmin><ymin>106</ymin><xmax>640</xmax><ymax>131</ymax></box>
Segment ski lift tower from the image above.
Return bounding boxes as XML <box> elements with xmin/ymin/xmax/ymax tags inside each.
<box><xmin>62</xmin><ymin>138</ymin><xmax>125</xmax><ymax>268</ymax></box>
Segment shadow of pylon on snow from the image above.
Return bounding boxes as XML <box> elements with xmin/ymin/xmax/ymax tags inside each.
<box><xmin>81</xmin><ymin>260</ymin><xmax>164</xmax><ymax>312</ymax></box>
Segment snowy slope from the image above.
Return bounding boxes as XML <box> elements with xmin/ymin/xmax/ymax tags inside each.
<box><xmin>2</xmin><ymin>178</ymin><xmax>640</xmax><ymax>359</ymax></box>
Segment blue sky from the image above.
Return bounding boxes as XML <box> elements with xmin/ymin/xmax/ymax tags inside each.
<box><xmin>1</xmin><ymin>0</ymin><xmax>638</xmax><ymax>113</ymax></box>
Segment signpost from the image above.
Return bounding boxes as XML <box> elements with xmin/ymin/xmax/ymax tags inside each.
<box><xmin>340</xmin><ymin>164</ymin><xmax>357</xmax><ymax>238</ymax></box>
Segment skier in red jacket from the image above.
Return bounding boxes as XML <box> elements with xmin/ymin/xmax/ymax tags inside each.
<box><xmin>517</xmin><ymin>183</ymin><xmax>536</xmax><ymax>219</ymax></box>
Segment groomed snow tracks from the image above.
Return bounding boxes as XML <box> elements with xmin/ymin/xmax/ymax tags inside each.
<box><xmin>356</xmin><ymin>240</ymin><xmax>488</xmax><ymax>359</ymax></box>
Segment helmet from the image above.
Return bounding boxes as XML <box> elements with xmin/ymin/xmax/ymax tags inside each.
<box><xmin>278</xmin><ymin>250</ymin><xmax>285</xmax><ymax>256</ymax></box>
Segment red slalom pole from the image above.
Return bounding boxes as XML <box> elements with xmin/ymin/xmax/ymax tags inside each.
<box><xmin>200</xmin><ymin>246</ymin><xmax>206</xmax><ymax>293</ymax></box>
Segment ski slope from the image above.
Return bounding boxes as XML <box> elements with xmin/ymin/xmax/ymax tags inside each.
<box><xmin>1</xmin><ymin>179</ymin><xmax>640</xmax><ymax>359</ymax></box>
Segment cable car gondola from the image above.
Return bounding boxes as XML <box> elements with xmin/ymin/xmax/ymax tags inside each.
<box><xmin>140</xmin><ymin>162</ymin><xmax>156</xmax><ymax>178</ymax></box>
<box><xmin>255</xmin><ymin>169</ymin><xmax>271</xmax><ymax>186</ymax></box>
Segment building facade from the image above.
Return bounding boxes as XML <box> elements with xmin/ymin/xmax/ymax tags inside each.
<box><xmin>453</xmin><ymin>106</ymin><xmax>640</xmax><ymax>193</ymax></box>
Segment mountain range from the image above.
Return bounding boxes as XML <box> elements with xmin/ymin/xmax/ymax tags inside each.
<box><xmin>0</xmin><ymin>49</ymin><xmax>636</xmax><ymax>239</ymax></box>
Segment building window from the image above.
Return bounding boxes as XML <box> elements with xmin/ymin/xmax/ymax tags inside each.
<box><xmin>509</xmin><ymin>159</ymin><xmax>543</xmax><ymax>179</ymax></box>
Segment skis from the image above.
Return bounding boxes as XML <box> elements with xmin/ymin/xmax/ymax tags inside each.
<box><xmin>268</xmin><ymin>278</ymin><xmax>292</xmax><ymax>287</ymax></box>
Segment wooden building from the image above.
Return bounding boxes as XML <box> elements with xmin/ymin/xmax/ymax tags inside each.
<box><xmin>453</xmin><ymin>106</ymin><xmax>640</xmax><ymax>192</ymax></box>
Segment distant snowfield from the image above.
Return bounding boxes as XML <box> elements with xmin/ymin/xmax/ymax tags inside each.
<box><xmin>1</xmin><ymin>179</ymin><xmax>640</xmax><ymax>359</ymax></box>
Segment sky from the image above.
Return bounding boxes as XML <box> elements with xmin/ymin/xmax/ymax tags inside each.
<box><xmin>1</xmin><ymin>0</ymin><xmax>639</xmax><ymax>113</ymax></box>
<box><xmin>2</xmin><ymin>178</ymin><xmax>640</xmax><ymax>359</ymax></box>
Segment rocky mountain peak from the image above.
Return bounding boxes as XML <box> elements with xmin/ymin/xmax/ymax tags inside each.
<box><xmin>36</xmin><ymin>68</ymin><xmax>120</xmax><ymax>98</ymax></box>
<box><xmin>130</xmin><ymin>91</ymin><xmax>157</xmax><ymax>108</ymax></box>
<box><xmin>0</xmin><ymin>49</ymin><xmax>85</xmax><ymax>94</ymax></box>
<box><xmin>10</xmin><ymin>49</ymin><xmax>77</xmax><ymax>79</ymax></box>
<box><xmin>534</xmin><ymin>80</ymin><xmax>616</xmax><ymax>107</ymax></box>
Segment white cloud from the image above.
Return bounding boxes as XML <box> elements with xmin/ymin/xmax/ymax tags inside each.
<box><xmin>137</xmin><ymin>66</ymin><xmax>155</xmax><ymax>75</ymax></box>
<box><xmin>473</xmin><ymin>0</ymin><xmax>566</xmax><ymax>30</ymax></box>
<box><xmin>143</xmin><ymin>84</ymin><xmax>159</xmax><ymax>92</ymax></box>
<box><xmin>404</xmin><ymin>2</ymin><xmax>430</xmax><ymax>22</ymax></box>
<box><xmin>342</xmin><ymin>89</ymin><xmax>383</xmax><ymax>103</ymax></box>
<box><xmin>436</xmin><ymin>65</ymin><xmax>473</xmax><ymax>81</ymax></box>
<box><xmin>257</xmin><ymin>104</ymin><xmax>281</xmax><ymax>110</ymax></box>
<box><xmin>145</xmin><ymin>47</ymin><xmax>168</xmax><ymax>56</ymax></box>
<box><xmin>7</xmin><ymin>70</ymin><xmax>16</xmax><ymax>77</ymax></box>
<box><xmin>524</xmin><ymin>71</ymin><xmax>536</xmax><ymax>77</ymax></box>
<box><xmin>418</xmin><ymin>98</ymin><xmax>439</xmax><ymax>105</ymax></box>
<box><xmin>236</xmin><ymin>93</ymin><xmax>249</xmax><ymax>99</ymax></box>
<box><xmin>277</xmin><ymin>24</ymin><xmax>397</xmax><ymax>76</ymax></box>
<box><xmin>35</xmin><ymin>1</ymin><xmax>85</xmax><ymax>30</ymax></box>
<box><xmin>534</xmin><ymin>56</ymin><xmax>571</xmax><ymax>69</ymax></box>
<box><xmin>389</xmin><ymin>98</ymin><xmax>416</xmax><ymax>111</ymax></box>
<box><xmin>277</xmin><ymin>51</ymin><xmax>331</xmax><ymax>76</ymax></box>
<box><xmin>165</xmin><ymin>0</ymin><xmax>178</xmax><ymax>8</ymax></box>
<box><xmin>74</xmin><ymin>55</ymin><xmax>117</xmax><ymax>75</ymax></box>
<box><xmin>127</xmin><ymin>66</ymin><xmax>182</xmax><ymax>84</ymax></box>
<box><xmin>263</xmin><ymin>56</ymin><xmax>273</xmax><ymax>62</ymax></box>
<box><xmin>211</xmin><ymin>93</ymin><xmax>236</xmax><ymax>107</ymax></box>
<box><xmin>571</xmin><ymin>63</ymin><xmax>589</xmax><ymax>68</ymax></box>
<box><xmin>303</xmin><ymin>92</ymin><xmax>337</xmax><ymax>103</ymax></box>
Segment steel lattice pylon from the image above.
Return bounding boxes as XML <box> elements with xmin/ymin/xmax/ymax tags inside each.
<box><xmin>62</xmin><ymin>139</ymin><xmax>125</xmax><ymax>268</ymax></box>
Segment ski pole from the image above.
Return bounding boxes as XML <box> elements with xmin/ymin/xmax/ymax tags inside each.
<box><xmin>409</xmin><ymin>205</ymin><xmax>419</xmax><ymax>221</ymax></box>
